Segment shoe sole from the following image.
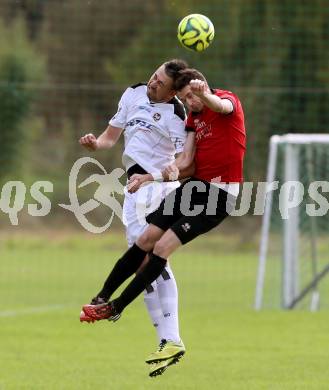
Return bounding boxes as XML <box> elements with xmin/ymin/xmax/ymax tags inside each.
<box><xmin>80</xmin><ymin>318</ymin><xmax>95</xmax><ymax>323</ymax></box>
<box><xmin>149</xmin><ymin>354</ymin><xmax>184</xmax><ymax>378</ymax></box>
<box><xmin>146</xmin><ymin>350</ymin><xmax>185</xmax><ymax>365</ymax></box>
<box><xmin>80</xmin><ymin>315</ymin><xmax>120</xmax><ymax>323</ymax></box>
<box><xmin>149</xmin><ymin>365</ymin><xmax>168</xmax><ymax>377</ymax></box>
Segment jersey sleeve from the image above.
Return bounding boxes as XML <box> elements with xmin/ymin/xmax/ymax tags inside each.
<box><xmin>168</xmin><ymin>114</ymin><xmax>187</xmax><ymax>154</ymax></box>
<box><xmin>109</xmin><ymin>87</ymin><xmax>133</xmax><ymax>128</ymax></box>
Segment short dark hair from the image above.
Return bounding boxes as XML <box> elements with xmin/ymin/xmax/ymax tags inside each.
<box><xmin>174</xmin><ymin>68</ymin><xmax>207</xmax><ymax>91</ymax></box>
<box><xmin>164</xmin><ymin>59</ymin><xmax>188</xmax><ymax>87</ymax></box>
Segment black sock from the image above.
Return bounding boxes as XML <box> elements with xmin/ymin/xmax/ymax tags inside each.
<box><xmin>112</xmin><ymin>253</ymin><xmax>167</xmax><ymax>313</ymax></box>
<box><xmin>96</xmin><ymin>244</ymin><xmax>147</xmax><ymax>300</ymax></box>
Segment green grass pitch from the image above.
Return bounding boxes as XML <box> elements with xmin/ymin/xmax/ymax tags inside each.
<box><xmin>0</xmin><ymin>231</ymin><xmax>328</xmax><ymax>389</ymax></box>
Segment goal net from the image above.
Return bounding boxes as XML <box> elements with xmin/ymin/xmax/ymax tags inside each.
<box><xmin>255</xmin><ymin>134</ymin><xmax>329</xmax><ymax>310</ymax></box>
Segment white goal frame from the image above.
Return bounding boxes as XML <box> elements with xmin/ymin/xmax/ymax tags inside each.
<box><xmin>255</xmin><ymin>133</ymin><xmax>329</xmax><ymax>310</ymax></box>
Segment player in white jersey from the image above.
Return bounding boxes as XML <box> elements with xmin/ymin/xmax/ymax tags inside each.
<box><xmin>79</xmin><ymin>59</ymin><xmax>188</xmax><ymax>377</ymax></box>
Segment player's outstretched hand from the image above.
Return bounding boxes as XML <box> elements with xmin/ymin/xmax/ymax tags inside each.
<box><xmin>127</xmin><ymin>173</ymin><xmax>152</xmax><ymax>193</ymax></box>
<box><xmin>190</xmin><ymin>79</ymin><xmax>207</xmax><ymax>98</ymax></box>
<box><xmin>79</xmin><ymin>133</ymin><xmax>99</xmax><ymax>151</ymax></box>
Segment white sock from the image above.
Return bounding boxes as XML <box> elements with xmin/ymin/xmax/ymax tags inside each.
<box><xmin>143</xmin><ymin>281</ymin><xmax>166</xmax><ymax>342</ymax></box>
<box><xmin>156</xmin><ymin>263</ymin><xmax>181</xmax><ymax>343</ymax></box>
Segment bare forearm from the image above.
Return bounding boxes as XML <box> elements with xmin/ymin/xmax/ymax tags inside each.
<box><xmin>200</xmin><ymin>92</ymin><xmax>222</xmax><ymax>112</ymax></box>
<box><xmin>164</xmin><ymin>132</ymin><xmax>196</xmax><ymax>180</ymax></box>
<box><xmin>96</xmin><ymin>129</ymin><xmax>115</xmax><ymax>149</ymax></box>
<box><xmin>174</xmin><ymin>154</ymin><xmax>194</xmax><ymax>179</ymax></box>
<box><xmin>176</xmin><ymin>149</ymin><xmax>195</xmax><ymax>171</ymax></box>
<box><xmin>199</xmin><ymin>92</ymin><xmax>233</xmax><ymax>114</ymax></box>
<box><xmin>80</xmin><ymin>125</ymin><xmax>122</xmax><ymax>152</ymax></box>
<box><xmin>177</xmin><ymin>162</ymin><xmax>195</xmax><ymax>179</ymax></box>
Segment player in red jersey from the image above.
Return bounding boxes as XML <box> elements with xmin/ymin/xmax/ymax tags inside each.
<box><xmin>81</xmin><ymin>68</ymin><xmax>246</xmax><ymax>356</ymax></box>
<box><xmin>180</xmin><ymin>70</ymin><xmax>245</xmax><ymax>186</ymax></box>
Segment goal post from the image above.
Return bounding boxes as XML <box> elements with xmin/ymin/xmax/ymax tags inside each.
<box><xmin>255</xmin><ymin>134</ymin><xmax>329</xmax><ymax>310</ymax></box>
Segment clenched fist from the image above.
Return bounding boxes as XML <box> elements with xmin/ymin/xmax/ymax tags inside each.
<box><xmin>190</xmin><ymin>79</ymin><xmax>207</xmax><ymax>98</ymax></box>
<box><xmin>79</xmin><ymin>133</ymin><xmax>99</xmax><ymax>151</ymax></box>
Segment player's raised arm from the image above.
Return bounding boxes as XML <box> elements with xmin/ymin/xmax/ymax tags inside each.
<box><xmin>189</xmin><ymin>79</ymin><xmax>233</xmax><ymax>114</ymax></box>
<box><xmin>79</xmin><ymin>125</ymin><xmax>123</xmax><ymax>151</ymax></box>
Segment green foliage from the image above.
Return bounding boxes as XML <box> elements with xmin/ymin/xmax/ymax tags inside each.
<box><xmin>0</xmin><ymin>0</ymin><xmax>328</xmax><ymax>187</ymax></box>
<box><xmin>36</xmin><ymin>0</ymin><xmax>166</xmax><ymax>132</ymax></box>
<box><xmin>0</xmin><ymin>57</ymin><xmax>30</xmax><ymax>177</ymax></box>
<box><xmin>0</xmin><ymin>18</ymin><xmax>45</xmax><ymax>182</ymax></box>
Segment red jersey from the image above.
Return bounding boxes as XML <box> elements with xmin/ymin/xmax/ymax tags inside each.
<box><xmin>186</xmin><ymin>89</ymin><xmax>246</xmax><ymax>183</ymax></box>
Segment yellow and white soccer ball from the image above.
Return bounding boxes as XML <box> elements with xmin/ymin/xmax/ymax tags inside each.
<box><xmin>177</xmin><ymin>14</ymin><xmax>215</xmax><ymax>52</ymax></box>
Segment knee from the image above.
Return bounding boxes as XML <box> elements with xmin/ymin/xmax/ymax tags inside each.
<box><xmin>153</xmin><ymin>239</ymin><xmax>168</xmax><ymax>258</ymax></box>
<box><xmin>137</xmin><ymin>229</ymin><xmax>156</xmax><ymax>251</ymax></box>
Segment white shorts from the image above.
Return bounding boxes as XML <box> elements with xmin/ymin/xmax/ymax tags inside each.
<box><xmin>122</xmin><ymin>181</ymin><xmax>180</xmax><ymax>247</ymax></box>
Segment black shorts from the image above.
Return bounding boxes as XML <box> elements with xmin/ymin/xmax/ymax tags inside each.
<box><xmin>146</xmin><ymin>178</ymin><xmax>237</xmax><ymax>245</ymax></box>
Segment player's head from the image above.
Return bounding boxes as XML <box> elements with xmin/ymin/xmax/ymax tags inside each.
<box><xmin>147</xmin><ymin>59</ymin><xmax>188</xmax><ymax>103</ymax></box>
<box><xmin>175</xmin><ymin>68</ymin><xmax>209</xmax><ymax>113</ymax></box>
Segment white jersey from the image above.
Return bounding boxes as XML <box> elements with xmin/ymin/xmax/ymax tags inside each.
<box><xmin>109</xmin><ymin>83</ymin><xmax>186</xmax><ymax>174</ymax></box>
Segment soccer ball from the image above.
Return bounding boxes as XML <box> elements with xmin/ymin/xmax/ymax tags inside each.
<box><xmin>177</xmin><ymin>14</ymin><xmax>215</xmax><ymax>52</ymax></box>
